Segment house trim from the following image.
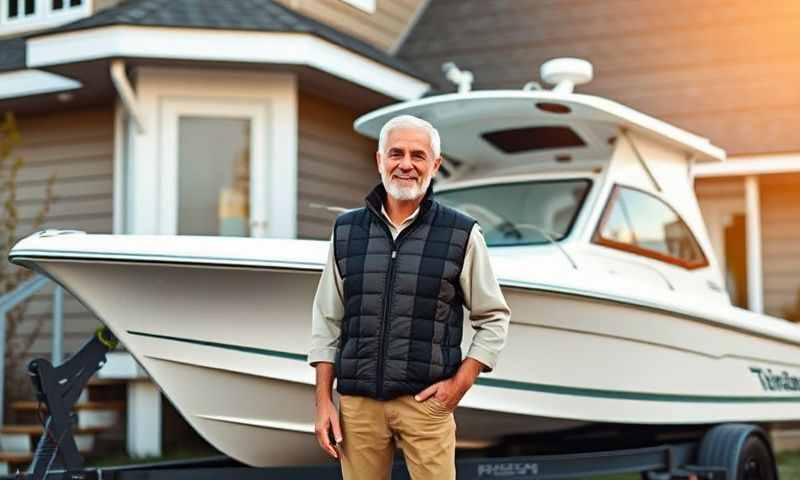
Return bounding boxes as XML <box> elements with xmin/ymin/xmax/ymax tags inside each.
<box><xmin>744</xmin><ymin>175</ymin><xmax>763</xmax><ymax>314</ymax></box>
<box><xmin>340</xmin><ymin>0</ymin><xmax>376</xmax><ymax>14</ymax></box>
<box><xmin>693</xmin><ymin>153</ymin><xmax>800</xmax><ymax>178</ymax></box>
<box><xmin>26</xmin><ymin>25</ymin><xmax>430</xmax><ymax>100</ymax></box>
<box><xmin>127</xmin><ymin>67</ymin><xmax>298</xmax><ymax>238</ymax></box>
<box><xmin>0</xmin><ymin>69</ymin><xmax>80</xmax><ymax>100</ymax></box>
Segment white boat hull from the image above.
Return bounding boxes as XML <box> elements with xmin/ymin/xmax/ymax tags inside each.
<box><xmin>15</xmin><ymin>254</ymin><xmax>800</xmax><ymax>466</ymax></box>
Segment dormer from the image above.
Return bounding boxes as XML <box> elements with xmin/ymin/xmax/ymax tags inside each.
<box><xmin>0</xmin><ymin>0</ymin><xmax>91</xmax><ymax>37</ymax></box>
<box><xmin>274</xmin><ymin>0</ymin><xmax>426</xmax><ymax>52</ymax></box>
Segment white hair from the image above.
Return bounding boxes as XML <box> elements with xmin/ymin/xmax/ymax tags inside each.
<box><xmin>377</xmin><ymin>114</ymin><xmax>441</xmax><ymax>159</ymax></box>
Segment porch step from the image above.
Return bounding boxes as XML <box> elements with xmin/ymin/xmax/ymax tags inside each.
<box><xmin>0</xmin><ymin>451</ymin><xmax>32</xmax><ymax>475</ymax></box>
<box><xmin>0</xmin><ymin>452</ymin><xmax>32</xmax><ymax>462</ymax></box>
<box><xmin>1</xmin><ymin>424</ymin><xmax>106</xmax><ymax>435</ymax></box>
<box><xmin>0</xmin><ymin>423</ymin><xmax>100</xmax><ymax>454</ymax></box>
<box><xmin>87</xmin><ymin>377</ymin><xmax>127</xmax><ymax>387</ymax></box>
<box><xmin>11</xmin><ymin>400</ymin><xmax>124</xmax><ymax>430</ymax></box>
<box><xmin>11</xmin><ymin>400</ymin><xmax>125</xmax><ymax>412</ymax></box>
<box><xmin>0</xmin><ymin>425</ymin><xmax>99</xmax><ymax>475</ymax></box>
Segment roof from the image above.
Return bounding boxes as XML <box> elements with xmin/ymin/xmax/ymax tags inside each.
<box><xmin>0</xmin><ymin>37</ymin><xmax>25</xmax><ymax>72</ymax></box>
<box><xmin>26</xmin><ymin>0</ymin><xmax>426</xmax><ymax>82</ymax></box>
<box><xmin>354</xmin><ymin>91</ymin><xmax>726</xmax><ymax>165</ymax></box>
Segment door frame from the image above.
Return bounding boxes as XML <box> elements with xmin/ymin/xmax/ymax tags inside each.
<box><xmin>123</xmin><ymin>67</ymin><xmax>298</xmax><ymax>237</ymax></box>
<box><xmin>159</xmin><ymin>98</ymin><xmax>269</xmax><ymax>236</ymax></box>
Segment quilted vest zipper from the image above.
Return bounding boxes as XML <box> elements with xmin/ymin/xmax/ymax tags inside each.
<box><xmin>367</xmin><ymin>202</ymin><xmax>430</xmax><ymax>399</ymax></box>
<box><xmin>376</xmin><ymin>248</ymin><xmax>396</xmax><ymax>398</ymax></box>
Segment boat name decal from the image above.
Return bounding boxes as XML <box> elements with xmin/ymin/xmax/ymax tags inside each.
<box><xmin>750</xmin><ymin>367</ymin><xmax>800</xmax><ymax>392</ymax></box>
<box><xmin>476</xmin><ymin>462</ymin><xmax>539</xmax><ymax>477</ymax></box>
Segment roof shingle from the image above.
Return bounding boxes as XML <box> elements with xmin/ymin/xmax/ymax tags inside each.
<box><xmin>0</xmin><ymin>37</ymin><xmax>26</xmax><ymax>72</ymax></box>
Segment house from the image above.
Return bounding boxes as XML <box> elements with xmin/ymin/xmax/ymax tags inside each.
<box><xmin>2</xmin><ymin>0</ymin><xmax>800</xmax><ymax>462</ymax></box>
<box><xmin>0</xmin><ymin>0</ymin><xmax>430</xmax><ymax>461</ymax></box>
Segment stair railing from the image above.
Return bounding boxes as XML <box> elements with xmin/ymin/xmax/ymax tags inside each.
<box><xmin>0</xmin><ymin>275</ymin><xmax>64</xmax><ymax>426</ymax></box>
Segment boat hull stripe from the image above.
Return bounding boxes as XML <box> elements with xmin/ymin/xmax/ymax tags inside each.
<box><xmin>126</xmin><ymin>330</ymin><xmax>800</xmax><ymax>404</ymax></box>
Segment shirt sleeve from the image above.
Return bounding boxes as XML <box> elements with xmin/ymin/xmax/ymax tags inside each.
<box><xmin>308</xmin><ymin>233</ymin><xmax>345</xmax><ymax>367</ymax></box>
<box><xmin>461</xmin><ymin>223</ymin><xmax>511</xmax><ymax>372</ymax></box>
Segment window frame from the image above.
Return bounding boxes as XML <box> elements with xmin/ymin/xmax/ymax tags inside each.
<box><xmin>0</xmin><ymin>0</ymin><xmax>91</xmax><ymax>36</ymax></box>
<box><xmin>435</xmin><ymin>177</ymin><xmax>593</xmax><ymax>247</ymax></box>
<box><xmin>592</xmin><ymin>184</ymin><xmax>710</xmax><ymax>270</ymax></box>
<box><xmin>340</xmin><ymin>0</ymin><xmax>376</xmax><ymax>14</ymax></box>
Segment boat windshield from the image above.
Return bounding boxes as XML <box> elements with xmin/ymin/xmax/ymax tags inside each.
<box><xmin>436</xmin><ymin>179</ymin><xmax>592</xmax><ymax>247</ymax></box>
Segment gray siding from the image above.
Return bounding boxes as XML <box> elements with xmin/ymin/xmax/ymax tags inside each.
<box><xmin>400</xmin><ymin>0</ymin><xmax>800</xmax><ymax>156</ymax></box>
<box><xmin>297</xmin><ymin>91</ymin><xmax>378</xmax><ymax>239</ymax></box>
<box><xmin>5</xmin><ymin>106</ymin><xmax>114</xmax><ymax>358</ymax></box>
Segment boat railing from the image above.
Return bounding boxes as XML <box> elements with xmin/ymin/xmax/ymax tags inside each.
<box><xmin>0</xmin><ymin>274</ymin><xmax>64</xmax><ymax>426</ymax></box>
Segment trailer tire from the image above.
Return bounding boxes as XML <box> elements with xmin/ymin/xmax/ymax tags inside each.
<box><xmin>697</xmin><ymin>424</ymin><xmax>778</xmax><ymax>480</ymax></box>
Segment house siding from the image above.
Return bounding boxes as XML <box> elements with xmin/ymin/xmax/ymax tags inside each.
<box><xmin>7</xmin><ymin>105</ymin><xmax>113</xmax><ymax>358</ymax></box>
<box><xmin>399</xmin><ymin>0</ymin><xmax>800</xmax><ymax>156</ymax></box>
<box><xmin>275</xmin><ymin>0</ymin><xmax>428</xmax><ymax>52</ymax></box>
<box><xmin>695</xmin><ymin>174</ymin><xmax>800</xmax><ymax>321</ymax></box>
<box><xmin>297</xmin><ymin>91</ymin><xmax>377</xmax><ymax>239</ymax></box>
<box><xmin>761</xmin><ymin>173</ymin><xmax>800</xmax><ymax>320</ymax></box>
<box><xmin>93</xmin><ymin>0</ymin><xmax>123</xmax><ymax>14</ymax></box>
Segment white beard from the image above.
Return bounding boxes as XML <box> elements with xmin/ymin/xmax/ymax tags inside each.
<box><xmin>379</xmin><ymin>163</ymin><xmax>432</xmax><ymax>201</ymax></box>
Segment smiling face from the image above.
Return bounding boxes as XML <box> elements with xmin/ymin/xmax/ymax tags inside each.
<box><xmin>376</xmin><ymin>126</ymin><xmax>441</xmax><ymax>201</ymax></box>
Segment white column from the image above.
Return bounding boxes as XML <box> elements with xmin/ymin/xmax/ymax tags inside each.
<box><xmin>127</xmin><ymin>381</ymin><xmax>162</xmax><ymax>458</ymax></box>
<box><xmin>745</xmin><ymin>175</ymin><xmax>763</xmax><ymax>313</ymax></box>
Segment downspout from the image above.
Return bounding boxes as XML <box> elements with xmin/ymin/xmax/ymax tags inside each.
<box><xmin>744</xmin><ymin>175</ymin><xmax>764</xmax><ymax>314</ymax></box>
<box><xmin>110</xmin><ymin>59</ymin><xmax>145</xmax><ymax>134</ymax></box>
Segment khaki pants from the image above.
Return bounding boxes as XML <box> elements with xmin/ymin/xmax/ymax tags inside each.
<box><xmin>338</xmin><ymin>394</ymin><xmax>456</xmax><ymax>480</ymax></box>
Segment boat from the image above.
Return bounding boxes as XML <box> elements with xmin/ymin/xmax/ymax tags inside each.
<box><xmin>9</xmin><ymin>58</ymin><xmax>800</xmax><ymax>467</ymax></box>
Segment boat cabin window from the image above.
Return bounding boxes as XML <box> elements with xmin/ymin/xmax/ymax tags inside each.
<box><xmin>481</xmin><ymin>126</ymin><xmax>586</xmax><ymax>154</ymax></box>
<box><xmin>436</xmin><ymin>179</ymin><xmax>591</xmax><ymax>247</ymax></box>
<box><xmin>593</xmin><ymin>186</ymin><xmax>709</xmax><ymax>269</ymax></box>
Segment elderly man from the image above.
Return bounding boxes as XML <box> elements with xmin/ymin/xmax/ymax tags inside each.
<box><xmin>308</xmin><ymin>114</ymin><xmax>510</xmax><ymax>480</ymax></box>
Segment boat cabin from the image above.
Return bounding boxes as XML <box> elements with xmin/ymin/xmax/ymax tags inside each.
<box><xmin>354</xmin><ymin>59</ymin><xmax>729</xmax><ymax>303</ymax></box>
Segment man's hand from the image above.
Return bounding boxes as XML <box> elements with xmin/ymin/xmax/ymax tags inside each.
<box><xmin>314</xmin><ymin>398</ymin><xmax>343</xmax><ymax>459</ymax></box>
<box><xmin>313</xmin><ymin>362</ymin><xmax>342</xmax><ymax>459</ymax></box>
<box><xmin>414</xmin><ymin>357</ymin><xmax>485</xmax><ymax>410</ymax></box>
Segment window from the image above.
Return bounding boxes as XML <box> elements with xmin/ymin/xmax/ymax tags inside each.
<box><xmin>436</xmin><ymin>179</ymin><xmax>591</xmax><ymax>247</ymax></box>
<box><xmin>1</xmin><ymin>0</ymin><xmax>90</xmax><ymax>35</ymax></box>
<box><xmin>177</xmin><ymin>116</ymin><xmax>251</xmax><ymax>236</ymax></box>
<box><xmin>594</xmin><ymin>185</ymin><xmax>708</xmax><ymax>269</ymax></box>
<box><xmin>482</xmin><ymin>126</ymin><xmax>586</xmax><ymax>154</ymax></box>
<box><xmin>340</xmin><ymin>0</ymin><xmax>375</xmax><ymax>13</ymax></box>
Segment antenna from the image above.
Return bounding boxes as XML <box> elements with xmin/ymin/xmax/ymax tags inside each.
<box><xmin>442</xmin><ymin>62</ymin><xmax>474</xmax><ymax>94</ymax></box>
<box><xmin>540</xmin><ymin>58</ymin><xmax>593</xmax><ymax>94</ymax></box>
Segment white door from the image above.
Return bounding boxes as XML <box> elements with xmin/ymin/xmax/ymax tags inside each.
<box><xmin>160</xmin><ymin>99</ymin><xmax>270</xmax><ymax>237</ymax></box>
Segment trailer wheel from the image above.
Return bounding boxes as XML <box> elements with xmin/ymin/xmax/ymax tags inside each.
<box><xmin>697</xmin><ymin>424</ymin><xmax>778</xmax><ymax>480</ymax></box>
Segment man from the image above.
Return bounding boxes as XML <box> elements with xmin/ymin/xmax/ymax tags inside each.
<box><xmin>308</xmin><ymin>114</ymin><xmax>511</xmax><ymax>479</ymax></box>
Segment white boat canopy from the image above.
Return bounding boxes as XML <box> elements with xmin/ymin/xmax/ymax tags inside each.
<box><xmin>354</xmin><ymin>90</ymin><xmax>725</xmax><ymax>173</ymax></box>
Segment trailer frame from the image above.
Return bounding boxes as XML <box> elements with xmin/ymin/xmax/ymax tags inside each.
<box><xmin>0</xmin><ymin>442</ymin><xmax>729</xmax><ymax>480</ymax></box>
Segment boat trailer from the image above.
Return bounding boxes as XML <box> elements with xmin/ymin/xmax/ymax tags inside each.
<box><xmin>0</xmin><ymin>445</ymin><xmax>729</xmax><ymax>480</ymax></box>
<box><xmin>2</xmin><ymin>328</ymin><xmax>777</xmax><ymax>480</ymax></box>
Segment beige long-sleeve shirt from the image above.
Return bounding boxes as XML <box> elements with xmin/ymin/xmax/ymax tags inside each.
<box><xmin>309</xmin><ymin>204</ymin><xmax>511</xmax><ymax>372</ymax></box>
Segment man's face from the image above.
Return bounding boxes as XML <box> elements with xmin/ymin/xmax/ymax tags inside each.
<box><xmin>376</xmin><ymin>127</ymin><xmax>441</xmax><ymax>201</ymax></box>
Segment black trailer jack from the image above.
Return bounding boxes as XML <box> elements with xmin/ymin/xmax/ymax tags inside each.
<box><xmin>23</xmin><ymin>327</ymin><xmax>118</xmax><ymax>480</ymax></box>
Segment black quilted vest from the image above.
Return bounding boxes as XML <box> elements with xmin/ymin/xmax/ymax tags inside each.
<box><xmin>333</xmin><ymin>183</ymin><xmax>476</xmax><ymax>400</ymax></box>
